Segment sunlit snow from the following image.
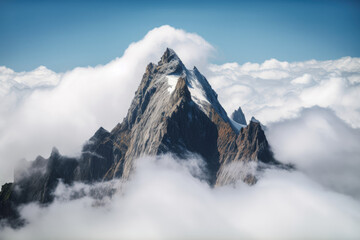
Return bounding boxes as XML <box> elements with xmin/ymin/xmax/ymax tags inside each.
<box><xmin>186</xmin><ymin>70</ymin><xmax>210</xmax><ymax>109</ymax></box>
<box><xmin>166</xmin><ymin>75</ymin><xmax>180</xmax><ymax>93</ymax></box>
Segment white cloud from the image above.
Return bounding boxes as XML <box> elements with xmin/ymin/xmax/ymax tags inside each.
<box><xmin>0</xmin><ymin>66</ymin><xmax>60</xmax><ymax>125</ymax></box>
<box><xmin>267</xmin><ymin>107</ymin><xmax>360</xmax><ymax>199</ymax></box>
<box><xmin>0</xmin><ymin>65</ymin><xmax>60</xmax><ymax>96</ymax></box>
<box><xmin>291</xmin><ymin>73</ymin><xmax>313</xmax><ymax>85</ymax></box>
<box><xmin>0</xmin><ymin>25</ymin><xmax>214</xmax><ymax>184</ymax></box>
<box><xmin>206</xmin><ymin>56</ymin><xmax>360</xmax><ymax>128</ymax></box>
<box><xmin>1</xmin><ymin>155</ymin><xmax>360</xmax><ymax>240</ymax></box>
<box><xmin>1</xmin><ymin>25</ymin><xmax>360</xmax><ymax>239</ymax></box>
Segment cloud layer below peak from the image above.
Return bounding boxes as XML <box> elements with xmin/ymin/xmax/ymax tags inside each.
<box><xmin>0</xmin><ymin>25</ymin><xmax>214</xmax><ymax>184</ymax></box>
<box><xmin>207</xmin><ymin>56</ymin><xmax>360</xmax><ymax>128</ymax></box>
<box><xmin>0</xmin><ymin>25</ymin><xmax>360</xmax><ymax>239</ymax></box>
<box><xmin>2</xmin><ymin>155</ymin><xmax>360</xmax><ymax>240</ymax></box>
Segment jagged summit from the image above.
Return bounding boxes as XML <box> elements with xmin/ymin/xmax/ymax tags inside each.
<box><xmin>0</xmin><ymin>48</ymin><xmax>289</xmax><ymax>227</ymax></box>
<box><xmin>250</xmin><ymin>116</ymin><xmax>259</xmax><ymax>123</ymax></box>
<box><xmin>156</xmin><ymin>48</ymin><xmax>186</xmax><ymax>76</ymax></box>
<box><xmin>114</xmin><ymin>48</ymin><xmax>226</xmax><ymax>181</ymax></box>
<box><xmin>232</xmin><ymin>107</ymin><xmax>247</xmax><ymax>125</ymax></box>
<box><xmin>125</xmin><ymin>48</ymin><xmax>232</xmax><ymax>130</ymax></box>
<box><xmin>160</xmin><ymin>48</ymin><xmax>181</xmax><ymax>63</ymax></box>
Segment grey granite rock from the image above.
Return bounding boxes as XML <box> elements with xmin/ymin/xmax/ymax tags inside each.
<box><xmin>0</xmin><ymin>48</ymin><xmax>291</xmax><ymax>227</ymax></box>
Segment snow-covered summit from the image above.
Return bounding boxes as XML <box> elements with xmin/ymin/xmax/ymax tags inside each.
<box><xmin>148</xmin><ymin>48</ymin><xmax>233</xmax><ymax>129</ymax></box>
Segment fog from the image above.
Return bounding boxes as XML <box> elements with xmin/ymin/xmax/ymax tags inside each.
<box><xmin>0</xmin><ymin>25</ymin><xmax>214</xmax><ymax>184</ymax></box>
<box><xmin>1</xmin><ymin>155</ymin><xmax>359</xmax><ymax>239</ymax></box>
<box><xmin>267</xmin><ymin>107</ymin><xmax>360</xmax><ymax>199</ymax></box>
<box><xmin>1</xmin><ymin>25</ymin><xmax>360</xmax><ymax>239</ymax></box>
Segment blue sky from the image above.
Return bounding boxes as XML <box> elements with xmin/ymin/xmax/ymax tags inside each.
<box><xmin>0</xmin><ymin>0</ymin><xmax>359</xmax><ymax>72</ymax></box>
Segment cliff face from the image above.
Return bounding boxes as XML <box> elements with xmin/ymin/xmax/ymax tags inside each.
<box><xmin>0</xmin><ymin>48</ymin><xmax>287</xmax><ymax>227</ymax></box>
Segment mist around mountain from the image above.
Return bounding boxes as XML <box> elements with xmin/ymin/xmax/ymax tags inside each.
<box><xmin>0</xmin><ymin>48</ymin><xmax>291</xmax><ymax>227</ymax></box>
<box><xmin>1</xmin><ymin>26</ymin><xmax>360</xmax><ymax>239</ymax></box>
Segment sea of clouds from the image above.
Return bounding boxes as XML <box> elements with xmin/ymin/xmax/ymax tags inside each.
<box><xmin>2</xmin><ymin>155</ymin><xmax>360</xmax><ymax>240</ymax></box>
<box><xmin>1</xmin><ymin>25</ymin><xmax>360</xmax><ymax>239</ymax></box>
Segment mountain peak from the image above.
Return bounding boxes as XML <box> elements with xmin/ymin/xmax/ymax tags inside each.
<box><xmin>159</xmin><ymin>48</ymin><xmax>181</xmax><ymax>65</ymax></box>
<box><xmin>0</xmin><ymin>49</ymin><xmax>291</xmax><ymax>227</ymax></box>
<box><xmin>250</xmin><ymin>116</ymin><xmax>259</xmax><ymax>123</ymax></box>
<box><xmin>231</xmin><ymin>107</ymin><xmax>247</xmax><ymax>125</ymax></box>
<box><xmin>156</xmin><ymin>48</ymin><xmax>185</xmax><ymax>75</ymax></box>
<box><xmin>50</xmin><ymin>147</ymin><xmax>60</xmax><ymax>158</ymax></box>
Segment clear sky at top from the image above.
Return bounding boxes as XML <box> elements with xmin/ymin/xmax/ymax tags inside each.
<box><xmin>0</xmin><ymin>0</ymin><xmax>359</xmax><ymax>72</ymax></box>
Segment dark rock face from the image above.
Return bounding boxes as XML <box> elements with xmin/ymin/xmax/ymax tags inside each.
<box><xmin>11</xmin><ymin>148</ymin><xmax>78</xmax><ymax>205</ymax></box>
<box><xmin>0</xmin><ymin>48</ymin><xmax>287</xmax><ymax>226</ymax></box>
<box><xmin>231</xmin><ymin>107</ymin><xmax>247</xmax><ymax>125</ymax></box>
<box><xmin>0</xmin><ymin>183</ymin><xmax>23</xmax><ymax>228</ymax></box>
<box><xmin>236</xmin><ymin>121</ymin><xmax>274</xmax><ymax>163</ymax></box>
<box><xmin>161</xmin><ymin>78</ymin><xmax>220</xmax><ymax>183</ymax></box>
<box><xmin>76</xmin><ymin>127</ymin><xmax>114</xmax><ymax>182</ymax></box>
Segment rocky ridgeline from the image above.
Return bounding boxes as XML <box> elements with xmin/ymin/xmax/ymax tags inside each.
<box><xmin>0</xmin><ymin>48</ymin><xmax>290</xmax><ymax>227</ymax></box>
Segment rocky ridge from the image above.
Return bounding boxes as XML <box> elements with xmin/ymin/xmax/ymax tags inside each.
<box><xmin>0</xmin><ymin>48</ymin><xmax>289</xmax><ymax>227</ymax></box>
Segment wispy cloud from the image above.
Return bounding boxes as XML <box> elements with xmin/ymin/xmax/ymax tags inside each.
<box><xmin>206</xmin><ymin>57</ymin><xmax>360</xmax><ymax>128</ymax></box>
<box><xmin>2</xmin><ymin>155</ymin><xmax>360</xmax><ymax>239</ymax></box>
<box><xmin>0</xmin><ymin>25</ymin><xmax>214</xmax><ymax>184</ymax></box>
<box><xmin>0</xmin><ymin>25</ymin><xmax>360</xmax><ymax>239</ymax></box>
<box><xmin>268</xmin><ymin>107</ymin><xmax>360</xmax><ymax>199</ymax></box>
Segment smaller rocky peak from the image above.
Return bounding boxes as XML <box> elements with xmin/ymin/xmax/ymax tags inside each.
<box><xmin>250</xmin><ymin>116</ymin><xmax>259</xmax><ymax>123</ymax></box>
<box><xmin>50</xmin><ymin>147</ymin><xmax>60</xmax><ymax>158</ymax></box>
<box><xmin>245</xmin><ymin>119</ymin><xmax>264</xmax><ymax>140</ymax></box>
<box><xmin>92</xmin><ymin>127</ymin><xmax>109</xmax><ymax>140</ymax></box>
<box><xmin>47</xmin><ymin>147</ymin><xmax>62</xmax><ymax>170</ymax></box>
<box><xmin>231</xmin><ymin>107</ymin><xmax>247</xmax><ymax>125</ymax></box>
<box><xmin>83</xmin><ymin>127</ymin><xmax>110</xmax><ymax>152</ymax></box>
<box><xmin>249</xmin><ymin>116</ymin><xmax>267</xmax><ymax>130</ymax></box>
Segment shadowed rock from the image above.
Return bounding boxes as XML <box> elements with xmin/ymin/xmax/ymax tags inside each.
<box><xmin>0</xmin><ymin>48</ymin><xmax>290</xmax><ymax>227</ymax></box>
<box><xmin>231</xmin><ymin>107</ymin><xmax>247</xmax><ymax>125</ymax></box>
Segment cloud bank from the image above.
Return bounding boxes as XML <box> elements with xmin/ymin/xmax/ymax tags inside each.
<box><xmin>1</xmin><ymin>155</ymin><xmax>360</xmax><ymax>240</ymax></box>
<box><xmin>1</xmin><ymin>25</ymin><xmax>360</xmax><ymax>239</ymax></box>
<box><xmin>1</xmin><ymin>25</ymin><xmax>359</xmax><ymax>185</ymax></box>
<box><xmin>267</xmin><ymin>107</ymin><xmax>360</xmax><ymax>199</ymax></box>
<box><xmin>206</xmin><ymin>57</ymin><xmax>360</xmax><ymax>128</ymax></box>
<box><xmin>0</xmin><ymin>25</ymin><xmax>214</xmax><ymax>184</ymax></box>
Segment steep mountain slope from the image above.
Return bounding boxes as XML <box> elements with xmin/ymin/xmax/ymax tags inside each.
<box><xmin>0</xmin><ymin>49</ymin><xmax>287</xmax><ymax>227</ymax></box>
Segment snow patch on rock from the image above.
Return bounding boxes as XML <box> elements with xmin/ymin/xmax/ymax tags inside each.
<box><xmin>186</xmin><ymin>70</ymin><xmax>210</xmax><ymax>108</ymax></box>
<box><xmin>166</xmin><ymin>75</ymin><xmax>180</xmax><ymax>93</ymax></box>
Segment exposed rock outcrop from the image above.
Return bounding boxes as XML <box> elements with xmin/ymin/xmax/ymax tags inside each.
<box><xmin>0</xmin><ymin>48</ymin><xmax>290</xmax><ymax>227</ymax></box>
<box><xmin>231</xmin><ymin>107</ymin><xmax>247</xmax><ymax>125</ymax></box>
